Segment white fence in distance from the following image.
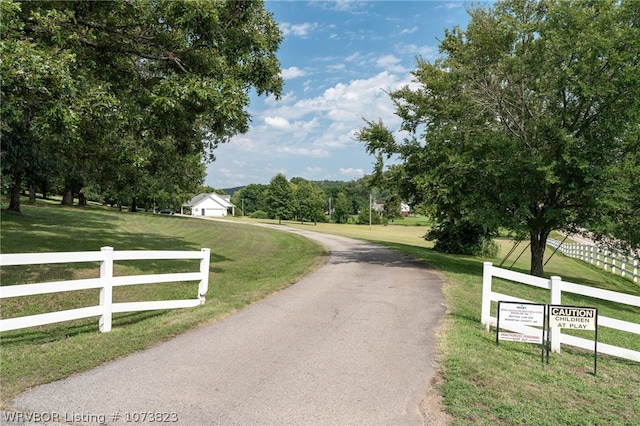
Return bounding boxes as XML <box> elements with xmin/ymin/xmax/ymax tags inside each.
<box><xmin>481</xmin><ymin>262</ymin><xmax>640</xmax><ymax>362</ymax></box>
<box><xmin>547</xmin><ymin>237</ymin><xmax>639</xmax><ymax>283</ymax></box>
<box><xmin>0</xmin><ymin>246</ymin><xmax>211</xmax><ymax>333</ymax></box>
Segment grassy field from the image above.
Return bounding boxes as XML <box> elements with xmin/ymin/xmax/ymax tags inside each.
<box><xmin>1</xmin><ymin>204</ymin><xmax>639</xmax><ymax>424</ymax></box>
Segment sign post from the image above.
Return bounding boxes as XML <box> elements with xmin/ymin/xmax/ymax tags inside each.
<box><xmin>497</xmin><ymin>302</ymin><xmax>546</xmax><ymax>363</ymax></box>
<box><xmin>548</xmin><ymin>305</ymin><xmax>598</xmax><ymax>374</ymax></box>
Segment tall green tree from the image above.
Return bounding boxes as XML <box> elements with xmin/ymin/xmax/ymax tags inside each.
<box><xmin>293</xmin><ymin>179</ymin><xmax>326</xmax><ymax>224</ymax></box>
<box><xmin>1</xmin><ymin>0</ymin><xmax>283</xmax><ymax>213</ymax></box>
<box><xmin>383</xmin><ymin>194</ymin><xmax>403</xmax><ymax>223</ymax></box>
<box><xmin>266</xmin><ymin>173</ymin><xmax>293</xmax><ymax>224</ymax></box>
<box><xmin>358</xmin><ymin>0</ymin><xmax>640</xmax><ymax>276</ymax></box>
<box><xmin>1</xmin><ymin>3</ymin><xmax>80</xmax><ymax>212</ymax></box>
<box><xmin>332</xmin><ymin>192</ymin><xmax>351</xmax><ymax>224</ymax></box>
<box><xmin>231</xmin><ymin>183</ymin><xmax>268</xmax><ymax>216</ymax></box>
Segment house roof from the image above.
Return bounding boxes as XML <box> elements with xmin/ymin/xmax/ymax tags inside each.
<box><xmin>183</xmin><ymin>193</ymin><xmax>235</xmax><ymax>208</ymax></box>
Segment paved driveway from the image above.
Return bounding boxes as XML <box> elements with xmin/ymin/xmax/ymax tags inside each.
<box><xmin>6</xmin><ymin>227</ymin><xmax>446</xmax><ymax>425</ymax></box>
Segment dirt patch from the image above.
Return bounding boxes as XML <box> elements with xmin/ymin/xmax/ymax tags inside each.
<box><xmin>420</xmin><ymin>372</ymin><xmax>453</xmax><ymax>425</ymax></box>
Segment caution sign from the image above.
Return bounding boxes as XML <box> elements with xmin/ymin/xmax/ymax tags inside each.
<box><xmin>548</xmin><ymin>306</ymin><xmax>597</xmax><ymax>330</ymax></box>
<box><xmin>547</xmin><ymin>305</ymin><xmax>599</xmax><ymax>375</ymax></box>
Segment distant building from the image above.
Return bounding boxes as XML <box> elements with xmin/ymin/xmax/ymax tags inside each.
<box><xmin>401</xmin><ymin>202</ymin><xmax>411</xmax><ymax>217</ymax></box>
<box><xmin>373</xmin><ymin>202</ymin><xmax>411</xmax><ymax>217</ymax></box>
<box><xmin>182</xmin><ymin>193</ymin><xmax>235</xmax><ymax>217</ymax></box>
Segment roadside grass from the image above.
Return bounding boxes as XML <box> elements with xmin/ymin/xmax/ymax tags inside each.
<box><xmin>241</xmin><ymin>217</ymin><xmax>640</xmax><ymax>426</ymax></box>
<box><xmin>0</xmin><ymin>203</ymin><xmax>326</xmax><ymax>405</ymax></box>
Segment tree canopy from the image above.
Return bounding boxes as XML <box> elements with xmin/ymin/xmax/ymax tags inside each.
<box><xmin>1</xmin><ymin>0</ymin><xmax>283</xmax><ymax>213</ymax></box>
<box><xmin>358</xmin><ymin>0</ymin><xmax>640</xmax><ymax>276</ymax></box>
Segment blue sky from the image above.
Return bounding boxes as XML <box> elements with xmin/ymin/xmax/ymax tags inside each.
<box><xmin>206</xmin><ymin>1</ymin><xmax>472</xmax><ymax>189</ymax></box>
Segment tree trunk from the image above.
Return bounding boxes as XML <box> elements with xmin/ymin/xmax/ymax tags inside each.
<box><xmin>61</xmin><ymin>189</ymin><xmax>74</xmax><ymax>206</ymax></box>
<box><xmin>131</xmin><ymin>197</ymin><xmax>137</xmax><ymax>212</ymax></box>
<box><xmin>78</xmin><ymin>192</ymin><xmax>87</xmax><ymax>206</ymax></box>
<box><xmin>40</xmin><ymin>180</ymin><xmax>48</xmax><ymax>199</ymax></box>
<box><xmin>8</xmin><ymin>168</ymin><xmax>22</xmax><ymax>213</ymax></box>
<box><xmin>29</xmin><ymin>185</ymin><xmax>36</xmax><ymax>203</ymax></box>
<box><xmin>529</xmin><ymin>230</ymin><xmax>550</xmax><ymax>277</ymax></box>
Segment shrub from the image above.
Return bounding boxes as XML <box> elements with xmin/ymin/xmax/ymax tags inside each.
<box><xmin>425</xmin><ymin>219</ymin><xmax>497</xmax><ymax>257</ymax></box>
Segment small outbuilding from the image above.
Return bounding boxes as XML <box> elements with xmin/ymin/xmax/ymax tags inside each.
<box><xmin>182</xmin><ymin>193</ymin><xmax>235</xmax><ymax>217</ymax></box>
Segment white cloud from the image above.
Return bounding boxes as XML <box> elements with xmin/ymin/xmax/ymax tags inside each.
<box><xmin>264</xmin><ymin>116</ymin><xmax>291</xmax><ymax>130</ymax></box>
<box><xmin>280</xmin><ymin>22</ymin><xmax>318</xmax><ymax>38</ymax></box>
<box><xmin>339</xmin><ymin>167</ymin><xmax>365</xmax><ymax>177</ymax></box>
<box><xmin>313</xmin><ymin>0</ymin><xmax>369</xmax><ymax>13</ymax></box>
<box><xmin>303</xmin><ymin>80</ymin><xmax>314</xmax><ymax>93</ymax></box>
<box><xmin>281</xmin><ymin>66</ymin><xmax>307</xmax><ymax>79</ymax></box>
<box><xmin>442</xmin><ymin>2</ymin><xmax>464</xmax><ymax>9</ymax></box>
<box><xmin>327</xmin><ymin>63</ymin><xmax>346</xmax><ymax>72</ymax></box>
<box><xmin>396</xmin><ymin>43</ymin><xmax>438</xmax><ymax>61</ymax></box>
<box><xmin>376</xmin><ymin>54</ymin><xmax>401</xmax><ymax>68</ymax></box>
<box><xmin>279</xmin><ymin>146</ymin><xmax>330</xmax><ymax>158</ymax></box>
<box><xmin>400</xmin><ymin>26</ymin><xmax>418</xmax><ymax>35</ymax></box>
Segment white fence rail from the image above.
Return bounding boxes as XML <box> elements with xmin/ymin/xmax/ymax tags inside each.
<box><xmin>0</xmin><ymin>246</ymin><xmax>211</xmax><ymax>333</ymax></box>
<box><xmin>547</xmin><ymin>238</ymin><xmax>638</xmax><ymax>283</ymax></box>
<box><xmin>481</xmin><ymin>262</ymin><xmax>640</xmax><ymax>362</ymax></box>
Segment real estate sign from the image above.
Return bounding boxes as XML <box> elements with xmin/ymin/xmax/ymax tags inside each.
<box><xmin>497</xmin><ymin>302</ymin><xmax>546</xmax><ymax>345</ymax></box>
<box><xmin>499</xmin><ymin>302</ymin><xmax>546</xmax><ymax>327</ymax></box>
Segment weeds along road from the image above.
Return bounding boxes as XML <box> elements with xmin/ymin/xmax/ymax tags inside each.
<box><xmin>8</xmin><ymin>226</ymin><xmax>446</xmax><ymax>426</ymax></box>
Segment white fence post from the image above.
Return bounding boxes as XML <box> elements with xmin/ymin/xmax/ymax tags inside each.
<box><xmin>481</xmin><ymin>262</ymin><xmax>493</xmax><ymax>331</ymax></box>
<box><xmin>99</xmin><ymin>246</ymin><xmax>114</xmax><ymax>332</ymax></box>
<box><xmin>549</xmin><ymin>275</ymin><xmax>562</xmax><ymax>353</ymax></box>
<box><xmin>198</xmin><ymin>248</ymin><xmax>210</xmax><ymax>304</ymax></box>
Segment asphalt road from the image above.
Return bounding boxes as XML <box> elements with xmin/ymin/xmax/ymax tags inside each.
<box><xmin>6</xmin><ymin>226</ymin><xmax>446</xmax><ymax>426</ymax></box>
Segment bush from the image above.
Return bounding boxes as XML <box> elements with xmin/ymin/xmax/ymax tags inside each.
<box><xmin>425</xmin><ymin>219</ymin><xmax>497</xmax><ymax>257</ymax></box>
<box><xmin>356</xmin><ymin>207</ymin><xmax>382</xmax><ymax>225</ymax></box>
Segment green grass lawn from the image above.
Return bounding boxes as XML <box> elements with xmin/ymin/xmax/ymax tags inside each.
<box><xmin>1</xmin><ymin>205</ymin><xmax>638</xmax><ymax>424</ymax></box>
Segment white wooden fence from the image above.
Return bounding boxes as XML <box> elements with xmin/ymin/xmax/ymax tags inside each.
<box><xmin>547</xmin><ymin>237</ymin><xmax>639</xmax><ymax>283</ymax></box>
<box><xmin>481</xmin><ymin>262</ymin><xmax>640</xmax><ymax>362</ymax></box>
<box><xmin>0</xmin><ymin>246</ymin><xmax>211</xmax><ymax>333</ymax></box>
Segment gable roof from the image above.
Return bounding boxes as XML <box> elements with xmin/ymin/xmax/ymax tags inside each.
<box><xmin>183</xmin><ymin>193</ymin><xmax>235</xmax><ymax>208</ymax></box>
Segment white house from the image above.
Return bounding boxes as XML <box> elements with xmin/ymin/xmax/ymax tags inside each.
<box><xmin>182</xmin><ymin>193</ymin><xmax>235</xmax><ymax>217</ymax></box>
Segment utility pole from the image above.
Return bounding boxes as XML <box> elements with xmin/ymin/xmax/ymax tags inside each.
<box><xmin>369</xmin><ymin>193</ymin><xmax>372</xmax><ymax>229</ymax></box>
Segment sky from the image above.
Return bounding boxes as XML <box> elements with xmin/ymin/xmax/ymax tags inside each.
<box><xmin>205</xmin><ymin>0</ymin><xmax>473</xmax><ymax>190</ymax></box>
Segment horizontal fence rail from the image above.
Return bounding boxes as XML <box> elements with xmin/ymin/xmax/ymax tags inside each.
<box><xmin>0</xmin><ymin>246</ymin><xmax>211</xmax><ymax>333</ymax></box>
<box><xmin>481</xmin><ymin>262</ymin><xmax>640</xmax><ymax>362</ymax></box>
<box><xmin>547</xmin><ymin>238</ymin><xmax>639</xmax><ymax>283</ymax></box>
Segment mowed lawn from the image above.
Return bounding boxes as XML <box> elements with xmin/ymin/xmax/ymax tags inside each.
<box><xmin>1</xmin><ymin>204</ymin><xmax>639</xmax><ymax>425</ymax></box>
<box><xmin>0</xmin><ymin>203</ymin><xmax>325</xmax><ymax>404</ymax></box>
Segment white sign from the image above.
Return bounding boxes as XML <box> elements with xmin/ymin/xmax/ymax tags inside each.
<box><xmin>549</xmin><ymin>306</ymin><xmax>597</xmax><ymax>330</ymax></box>
<box><xmin>498</xmin><ymin>332</ymin><xmax>543</xmax><ymax>344</ymax></box>
<box><xmin>499</xmin><ymin>302</ymin><xmax>545</xmax><ymax>326</ymax></box>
